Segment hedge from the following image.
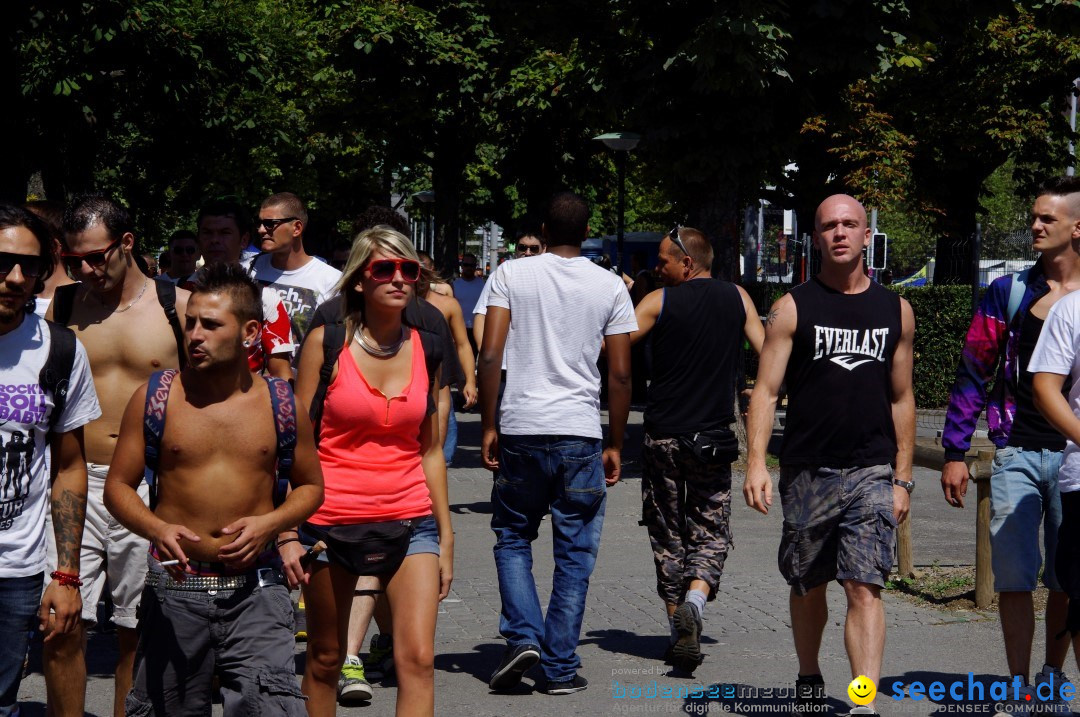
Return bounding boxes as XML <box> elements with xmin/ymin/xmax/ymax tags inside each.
<box><xmin>741</xmin><ymin>282</ymin><xmax>978</xmax><ymax>409</ymax></box>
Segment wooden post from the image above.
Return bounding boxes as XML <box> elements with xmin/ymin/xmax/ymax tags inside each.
<box><xmin>973</xmin><ymin>450</ymin><xmax>995</xmax><ymax>609</ymax></box>
<box><xmin>896</xmin><ymin>515</ymin><xmax>914</xmax><ymax>578</ymax></box>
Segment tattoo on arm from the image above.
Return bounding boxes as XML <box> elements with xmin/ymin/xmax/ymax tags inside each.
<box><xmin>52</xmin><ymin>489</ymin><xmax>85</xmax><ymax>570</ymax></box>
<box><xmin>765</xmin><ymin>309</ymin><xmax>779</xmax><ymax>327</ymax></box>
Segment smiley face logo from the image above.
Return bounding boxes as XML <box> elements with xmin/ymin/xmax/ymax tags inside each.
<box><xmin>848</xmin><ymin>675</ymin><xmax>876</xmax><ymax>705</ymax></box>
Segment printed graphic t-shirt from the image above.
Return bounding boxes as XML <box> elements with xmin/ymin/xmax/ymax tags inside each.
<box><xmin>246</xmin><ymin>254</ymin><xmax>340</xmax><ymax>355</ymax></box>
<box><xmin>0</xmin><ymin>315</ymin><xmax>101</xmax><ymax>578</ymax></box>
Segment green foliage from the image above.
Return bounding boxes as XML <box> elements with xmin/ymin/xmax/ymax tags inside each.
<box><xmin>877</xmin><ymin>204</ymin><xmax>938</xmax><ymax>277</ymax></box>
<box><xmin>893</xmin><ymin>285</ymin><xmax>975</xmax><ymax>407</ymax></box>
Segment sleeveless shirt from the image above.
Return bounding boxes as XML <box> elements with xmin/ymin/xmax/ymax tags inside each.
<box><xmin>780</xmin><ymin>278</ymin><xmax>901</xmax><ymax>467</ymax></box>
<box><xmin>645</xmin><ymin>279</ymin><xmax>745</xmax><ymax>435</ymax></box>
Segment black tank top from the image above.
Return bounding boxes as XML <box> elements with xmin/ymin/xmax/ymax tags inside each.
<box><xmin>1007</xmin><ymin>309</ymin><xmax>1067</xmax><ymax>451</ymax></box>
<box><xmin>645</xmin><ymin>279</ymin><xmax>745</xmax><ymax>435</ymax></box>
<box><xmin>780</xmin><ymin>278</ymin><xmax>902</xmax><ymax>467</ymax></box>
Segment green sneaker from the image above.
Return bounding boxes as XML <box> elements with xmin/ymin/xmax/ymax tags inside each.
<box><xmin>363</xmin><ymin>634</ymin><xmax>394</xmax><ymax>682</ymax></box>
<box><xmin>338</xmin><ymin>656</ymin><xmax>373</xmax><ymax>704</ymax></box>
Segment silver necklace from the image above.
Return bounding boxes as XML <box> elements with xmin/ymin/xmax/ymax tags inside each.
<box><xmin>111</xmin><ymin>278</ymin><xmax>149</xmax><ymax>314</ymax></box>
<box><xmin>355</xmin><ymin>324</ymin><xmax>408</xmax><ymax>357</ymax></box>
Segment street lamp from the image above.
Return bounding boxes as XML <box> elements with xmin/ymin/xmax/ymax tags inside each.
<box><xmin>594</xmin><ymin>132</ymin><xmax>641</xmax><ymax>271</ymax></box>
<box><xmin>412</xmin><ymin>190</ymin><xmax>435</xmax><ymax>254</ymax></box>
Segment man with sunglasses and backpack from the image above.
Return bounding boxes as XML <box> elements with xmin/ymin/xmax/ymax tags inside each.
<box><xmin>44</xmin><ymin>194</ymin><xmax>189</xmax><ymax>717</ymax></box>
<box><xmin>628</xmin><ymin>226</ymin><xmax>764</xmax><ymax>674</ymax></box>
<box><xmin>0</xmin><ymin>204</ymin><xmax>100</xmax><ymax>717</ymax></box>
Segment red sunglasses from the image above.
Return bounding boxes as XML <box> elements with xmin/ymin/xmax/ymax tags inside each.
<box><xmin>60</xmin><ymin>236</ymin><xmax>123</xmax><ymax>272</ymax></box>
<box><xmin>366</xmin><ymin>258</ymin><xmax>421</xmax><ymax>283</ymax></box>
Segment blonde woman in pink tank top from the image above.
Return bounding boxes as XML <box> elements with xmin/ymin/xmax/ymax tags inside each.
<box><xmin>291</xmin><ymin>227</ymin><xmax>453</xmax><ymax>717</ymax></box>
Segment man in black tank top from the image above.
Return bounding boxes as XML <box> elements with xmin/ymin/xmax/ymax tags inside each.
<box><xmin>628</xmin><ymin>227</ymin><xmax>764</xmax><ymax>674</ymax></box>
<box><xmin>745</xmin><ymin>195</ymin><xmax>915</xmax><ymax>715</ymax></box>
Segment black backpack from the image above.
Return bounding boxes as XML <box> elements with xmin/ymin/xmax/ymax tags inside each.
<box><xmin>309</xmin><ymin>322</ymin><xmax>442</xmax><ymax>446</ymax></box>
<box><xmin>39</xmin><ymin>321</ymin><xmax>77</xmax><ymax>435</ymax></box>
<box><xmin>52</xmin><ymin>281</ymin><xmax>186</xmax><ymax>369</ymax></box>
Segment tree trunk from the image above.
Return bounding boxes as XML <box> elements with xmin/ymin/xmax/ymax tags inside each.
<box><xmin>432</xmin><ymin>130</ymin><xmax>467</xmax><ymax>277</ymax></box>
<box><xmin>932</xmin><ymin>198</ymin><xmax>978</xmax><ymax>285</ymax></box>
<box><xmin>687</xmin><ymin>187</ymin><xmax>742</xmax><ymax>281</ymax></box>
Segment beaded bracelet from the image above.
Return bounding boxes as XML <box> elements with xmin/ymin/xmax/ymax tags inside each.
<box><xmin>50</xmin><ymin>571</ymin><xmax>83</xmax><ymax>588</ymax></box>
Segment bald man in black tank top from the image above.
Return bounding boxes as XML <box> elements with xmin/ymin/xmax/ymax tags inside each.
<box><xmin>745</xmin><ymin>195</ymin><xmax>915</xmax><ymax>716</ymax></box>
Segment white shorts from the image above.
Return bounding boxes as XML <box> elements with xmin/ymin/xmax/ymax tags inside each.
<box><xmin>46</xmin><ymin>464</ymin><xmax>150</xmax><ymax>628</ymax></box>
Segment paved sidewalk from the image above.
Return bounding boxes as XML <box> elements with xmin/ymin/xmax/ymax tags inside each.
<box><xmin>16</xmin><ymin>411</ymin><xmax>1047</xmax><ymax>716</ymax></box>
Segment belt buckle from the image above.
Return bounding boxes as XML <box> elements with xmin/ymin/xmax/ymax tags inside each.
<box><xmin>256</xmin><ymin>567</ymin><xmax>277</xmax><ymax>588</ymax></box>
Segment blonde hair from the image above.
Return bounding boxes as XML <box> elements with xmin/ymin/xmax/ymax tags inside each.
<box><xmin>336</xmin><ymin>227</ymin><xmax>421</xmax><ymax>338</ymax></box>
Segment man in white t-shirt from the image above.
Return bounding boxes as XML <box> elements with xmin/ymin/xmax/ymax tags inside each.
<box><xmin>1031</xmin><ymin>217</ymin><xmax>1080</xmax><ymax>685</ymax></box>
<box><xmin>247</xmin><ymin>192</ymin><xmax>341</xmax><ymax>355</ymax></box>
<box><xmin>478</xmin><ymin>192</ymin><xmax>636</xmax><ymax>696</ymax></box>
<box><xmin>0</xmin><ymin>204</ymin><xmax>101</xmax><ymax>717</ymax></box>
<box><xmin>453</xmin><ymin>253</ymin><xmax>484</xmax><ymax>354</ymax></box>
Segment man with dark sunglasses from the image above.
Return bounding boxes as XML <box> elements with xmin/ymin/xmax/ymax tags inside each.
<box><xmin>453</xmin><ymin>253</ymin><xmax>484</xmax><ymax>357</ymax></box>
<box><xmin>42</xmin><ymin>194</ymin><xmax>187</xmax><ymax>717</ymax></box>
<box><xmin>0</xmin><ymin>204</ymin><xmax>100</xmax><ymax>717</ymax></box>
<box><xmin>159</xmin><ymin>230</ymin><xmax>200</xmax><ymax>285</ymax></box>
<box><xmin>628</xmin><ymin>226</ymin><xmax>764</xmax><ymax>674</ymax></box>
<box><xmin>246</xmin><ymin>192</ymin><xmax>341</xmax><ymax>359</ymax></box>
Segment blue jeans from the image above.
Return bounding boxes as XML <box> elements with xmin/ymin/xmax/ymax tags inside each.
<box><xmin>0</xmin><ymin>573</ymin><xmax>43</xmax><ymax>716</ymax></box>
<box><xmin>443</xmin><ymin>408</ymin><xmax>458</xmax><ymax>467</ymax></box>
<box><xmin>491</xmin><ymin>435</ymin><xmax>606</xmax><ymax>682</ymax></box>
<box><xmin>989</xmin><ymin>446</ymin><xmax>1063</xmax><ymax>591</ymax></box>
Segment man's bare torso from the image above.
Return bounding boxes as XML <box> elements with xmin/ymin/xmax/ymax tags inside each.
<box><xmin>152</xmin><ymin>375</ymin><xmax>279</xmax><ymax>562</ymax></box>
<box><xmin>59</xmin><ymin>282</ymin><xmax>188</xmax><ymax>465</ymax></box>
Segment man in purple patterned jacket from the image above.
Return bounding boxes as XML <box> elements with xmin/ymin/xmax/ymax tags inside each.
<box><xmin>941</xmin><ymin>176</ymin><xmax>1080</xmax><ymax>703</ymax></box>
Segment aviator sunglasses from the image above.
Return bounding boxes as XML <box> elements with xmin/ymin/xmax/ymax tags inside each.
<box><xmin>60</xmin><ymin>237</ymin><xmax>122</xmax><ymax>272</ymax></box>
<box><xmin>366</xmin><ymin>258</ymin><xmax>421</xmax><ymax>283</ymax></box>
<box><xmin>0</xmin><ymin>252</ymin><xmax>45</xmax><ymax>278</ymax></box>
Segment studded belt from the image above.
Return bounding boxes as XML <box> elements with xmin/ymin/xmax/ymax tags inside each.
<box><xmin>146</xmin><ymin>567</ymin><xmax>286</xmax><ymax>593</ymax></box>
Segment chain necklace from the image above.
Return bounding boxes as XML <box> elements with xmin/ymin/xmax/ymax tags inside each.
<box><xmin>355</xmin><ymin>324</ymin><xmax>408</xmax><ymax>357</ymax></box>
<box><xmin>110</xmin><ymin>278</ymin><xmax>149</xmax><ymax>314</ymax></box>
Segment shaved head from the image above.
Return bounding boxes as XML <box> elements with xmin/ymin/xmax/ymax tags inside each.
<box><xmin>814</xmin><ymin>194</ymin><xmax>868</xmax><ymax>232</ymax></box>
<box><xmin>1037</xmin><ymin>176</ymin><xmax>1080</xmax><ymax>219</ymax></box>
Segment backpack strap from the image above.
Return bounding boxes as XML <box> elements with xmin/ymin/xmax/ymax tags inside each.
<box><xmin>40</xmin><ymin>321</ymin><xmax>77</xmax><ymax>435</ymax></box>
<box><xmin>310</xmin><ymin>323</ymin><xmax>347</xmax><ymax>447</ymax></box>
<box><xmin>142</xmin><ymin>369</ymin><xmax>179</xmax><ymax>509</ymax></box>
<box><xmin>154</xmin><ymin>279</ymin><xmax>186</xmax><ymax>369</ymax></box>
<box><xmin>1006</xmin><ymin>268</ymin><xmax>1031</xmax><ymax>325</ymax></box>
<box><xmin>264</xmin><ymin>376</ymin><xmax>297</xmax><ymax>507</ymax></box>
<box><xmin>51</xmin><ymin>283</ymin><xmax>79</xmax><ymax>325</ymax></box>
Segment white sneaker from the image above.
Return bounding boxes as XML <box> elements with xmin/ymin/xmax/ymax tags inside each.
<box><xmin>1033</xmin><ymin>665</ymin><xmax>1074</xmax><ymax>715</ymax></box>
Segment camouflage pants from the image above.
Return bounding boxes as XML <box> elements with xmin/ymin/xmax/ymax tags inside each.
<box><xmin>641</xmin><ymin>433</ymin><xmax>733</xmax><ymax>606</ymax></box>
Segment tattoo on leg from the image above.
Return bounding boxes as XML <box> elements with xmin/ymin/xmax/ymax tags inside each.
<box><xmin>52</xmin><ymin>489</ymin><xmax>86</xmax><ymax>570</ymax></box>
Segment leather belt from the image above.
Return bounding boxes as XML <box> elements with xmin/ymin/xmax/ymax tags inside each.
<box><xmin>146</xmin><ymin>567</ymin><xmax>286</xmax><ymax>593</ymax></box>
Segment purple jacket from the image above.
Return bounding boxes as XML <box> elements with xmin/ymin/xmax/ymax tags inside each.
<box><xmin>941</xmin><ymin>260</ymin><xmax>1049</xmax><ymax>461</ymax></box>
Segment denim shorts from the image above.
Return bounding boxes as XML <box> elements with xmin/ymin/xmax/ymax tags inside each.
<box><xmin>778</xmin><ymin>464</ymin><xmax>896</xmax><ymax>595</ymax></box>
<box><xmin>301</xmin><ymin>515</ymin><xmax>440</xmax><ymax>565</ymax></box>
<box><xmin>989</xmin><ymin>446</ymin><xmax>1063</xmax><ymax>592</ymax></box>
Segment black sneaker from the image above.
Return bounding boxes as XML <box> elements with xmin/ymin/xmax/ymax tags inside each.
<box><xmin>670</xmin><ymin>602</ymin><xmax>704</xmax><ymax>673</ymax></box>
<box><xmin>795</xmin><ymin>674</ymin><xmax>826</xmax><ymax>717</ymax></box>
<box><xmin>544</xmin><ymin>675</ymin><xmax>589</xmax><ymax>695</ymax></box>
<box><xmin>489</xmin><ymin>644</ymin><xmax>541</xmax><ymax>691</ymax></box>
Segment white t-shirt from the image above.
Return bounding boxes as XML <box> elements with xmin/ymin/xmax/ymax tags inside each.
<box><xmin>475</xmin><ymin>274</ymin><xmax>508</xmax><ymax>371</ymax></box>
<box><xmin>0</xmin><ymin>315</ymin><xmax>101</xmax><ymax>577</ymax></box>
<box><xmin>34</xmin><ymin>297</ymin><xmax>50</xmax><ymax>318</ymax></box>
<box><xmin>245</xmin><ymin>254</ymin><xmax>340</xmax><ymax>351</ymax></box>
<box><xmin>1029</xmin><ymin>289</ymin><xmax>1080</xmax><ymax>492</ymax></box>
<box><xmin>453</xmin><ymin>277</ymin><xmax>486</xmax><ymax>328</ymax></box>
<box><xmin>487</xmin><ymin>253</ymin><xmax>637</xmax><ymax>438</ymax></box>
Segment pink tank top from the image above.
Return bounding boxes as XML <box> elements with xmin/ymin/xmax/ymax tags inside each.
<box><xmin>309</xmin><ymin>328</ymin><xmax>432</xmax><ymax>525</ymax></box>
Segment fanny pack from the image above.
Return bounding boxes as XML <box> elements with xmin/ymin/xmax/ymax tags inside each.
<box><xmin>678</xmin><ymin>428</ymin><xmax>738</xmax><ymax>464</ymax></box>
<box><xmin>306</xmin><ymin>519</ymin><xmax>419</xmax><ymax>576</ymax></box>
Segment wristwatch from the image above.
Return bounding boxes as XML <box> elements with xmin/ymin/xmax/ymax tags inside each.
<box><xmin>893</xmin><ymin>478</ymin><xmax>915</xmax><ymax>494</ymax></box>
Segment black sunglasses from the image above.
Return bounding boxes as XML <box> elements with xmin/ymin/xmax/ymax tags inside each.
<box><xmin>0</xmin><ymin>252</ymin><xmax>45</xmax><ymax>278</ymax></box>
<box><xmin>172</xmin><ymin>245</ymin><xmax>198</xmax><ymax>255</ymax></box>
<box><xmin>60</xmin><ymin>236</ymin><xmax>123</xmax><ymax>272</ymax></box>
<box><xmin>257</xmin><ymin>217</ymin><xmax>298</xmax><ymax>232</ymax></box>
<box><xmin>669</xmin><ymin>226</ymin><xmax>691</xmax><ymax>257</ymax></box>
<box><xmin>517</xmin><ymin>244</ymin><xmax>542</xmax><ymax>255</ymax></box>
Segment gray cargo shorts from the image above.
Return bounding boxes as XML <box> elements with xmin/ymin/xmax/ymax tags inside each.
<box><xmin>778</xmin><ymin>464</ymin><xmax>897</xmax><ymax>595</ymax></box>
<box><xmin>125</xmin><ymin>560</ymin><xmax>306</xmax><ymax>717</ymax></box>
